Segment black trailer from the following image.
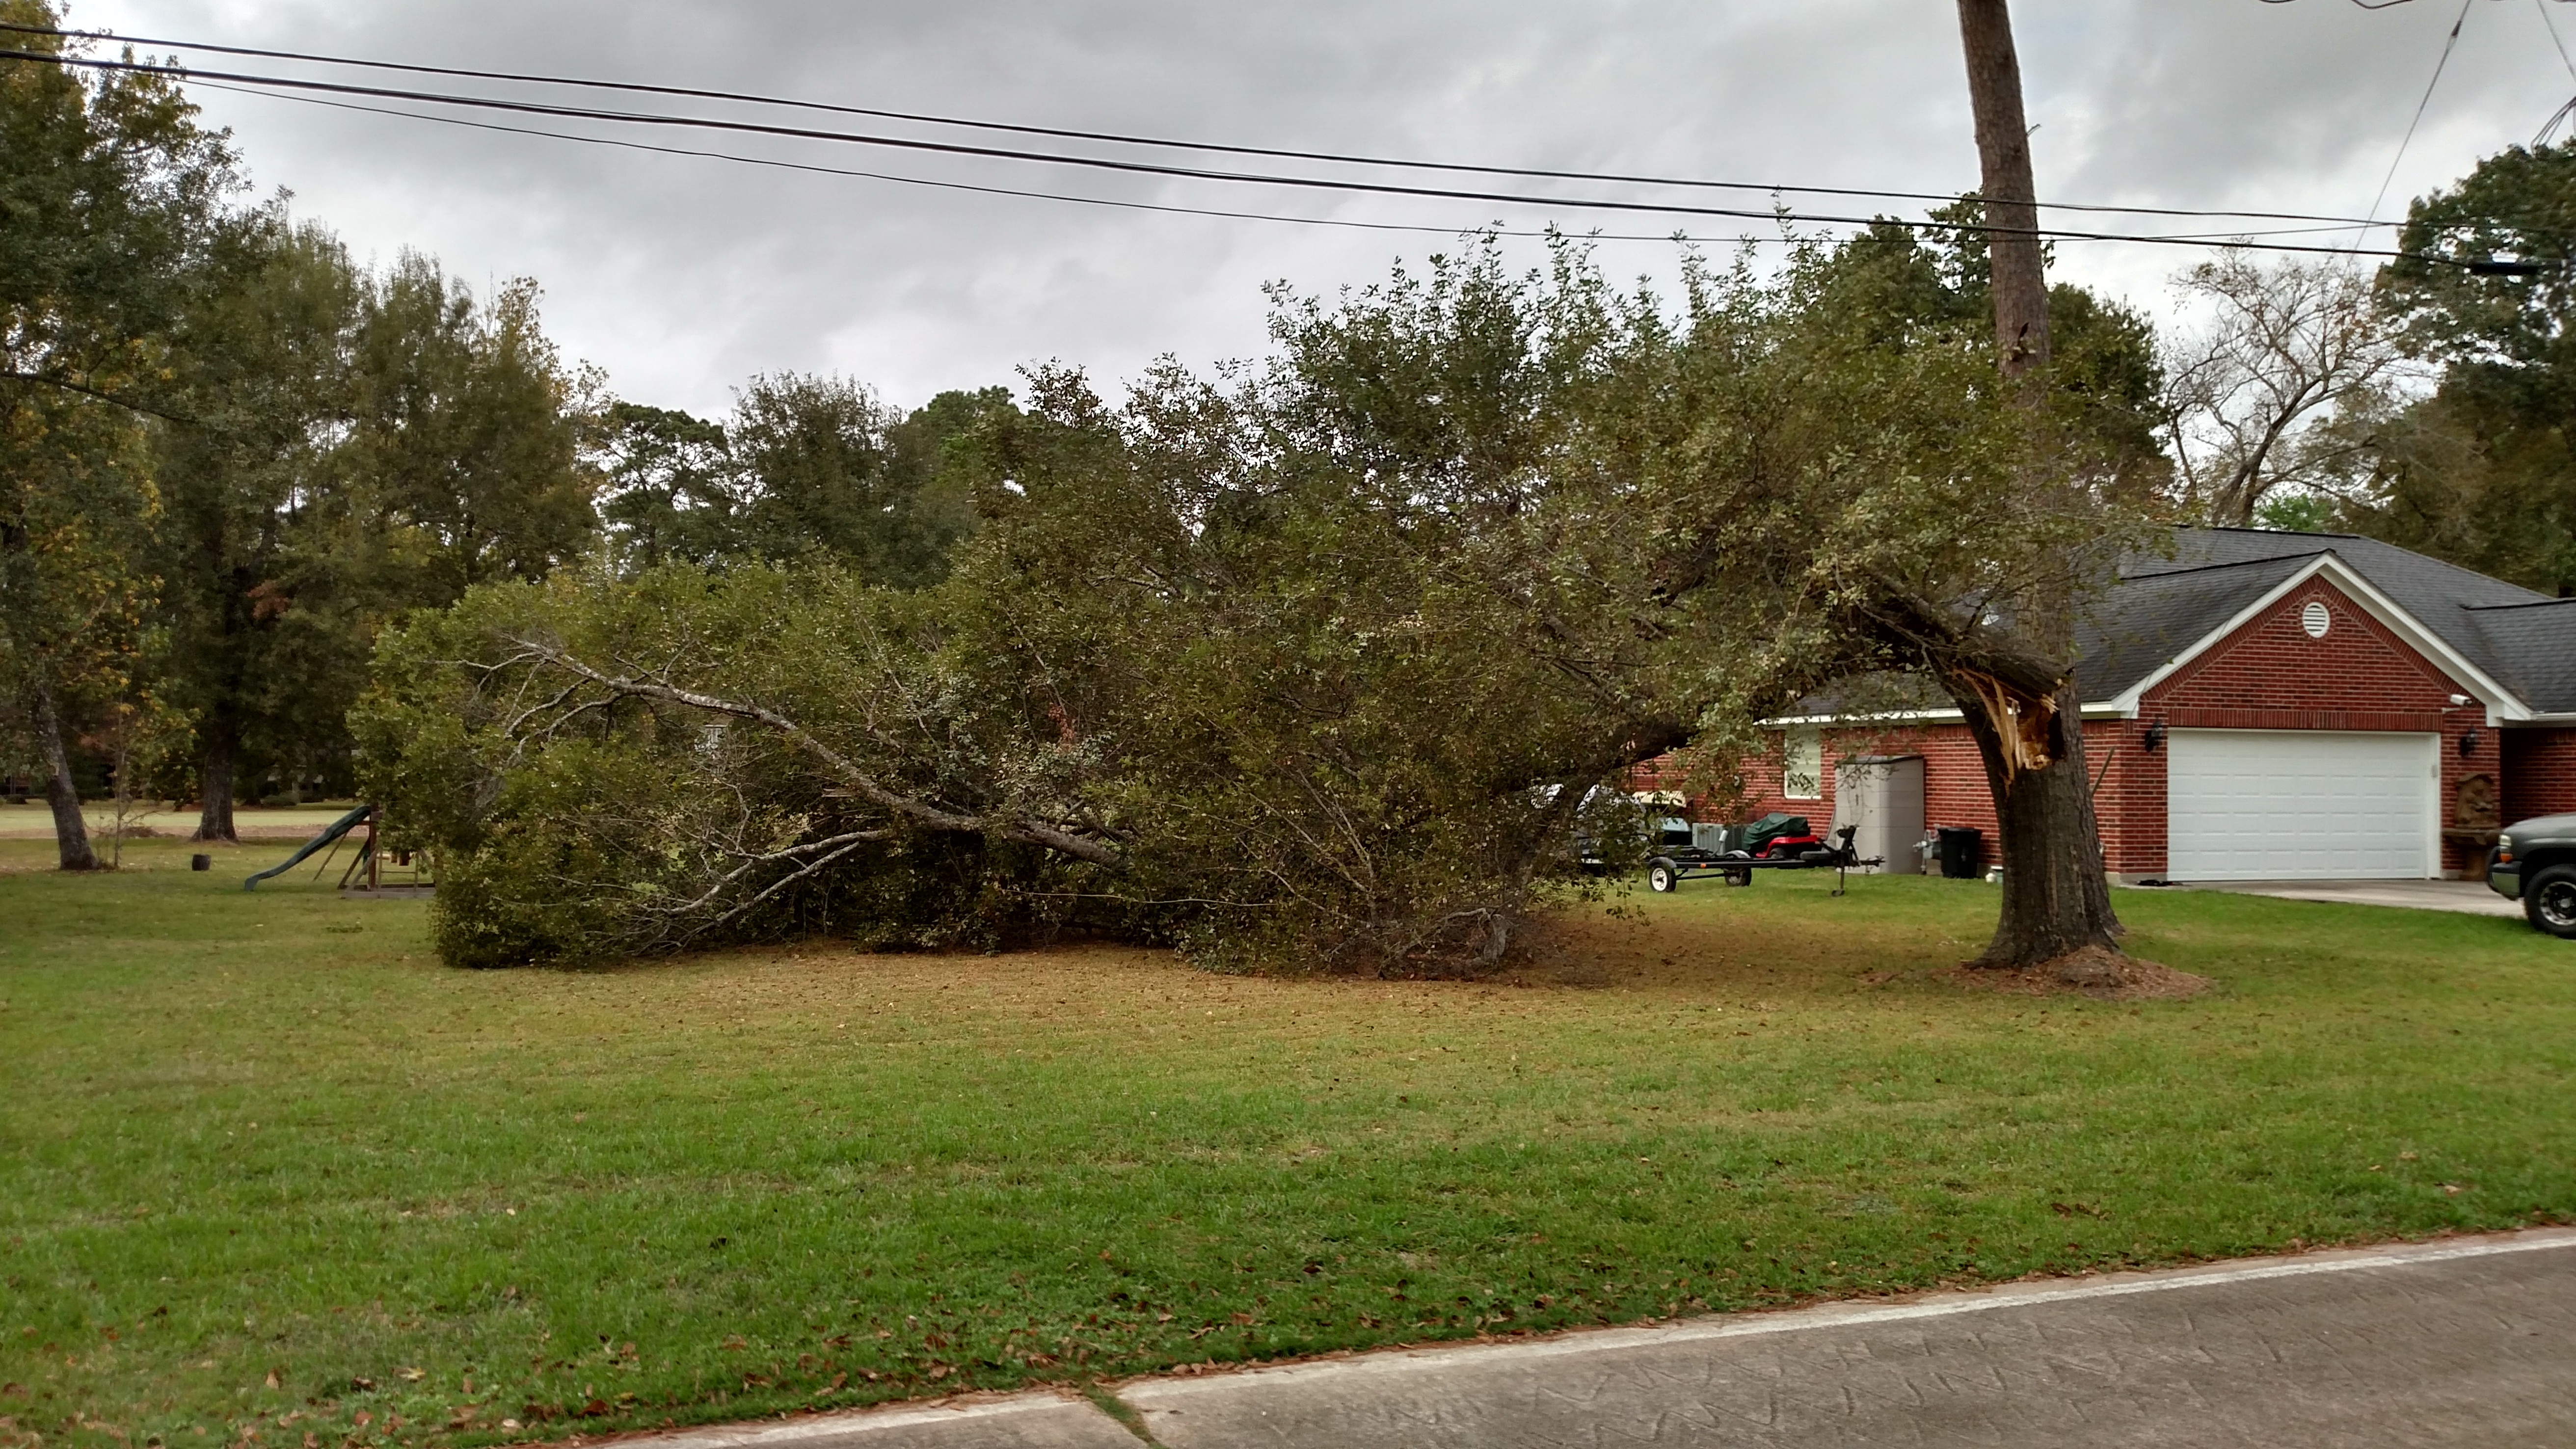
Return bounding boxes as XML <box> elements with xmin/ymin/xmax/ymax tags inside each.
<box><xmin>1645</xmin><ymin>823</ymin><xmax>1882</xmax><ymax>895</ymax></box>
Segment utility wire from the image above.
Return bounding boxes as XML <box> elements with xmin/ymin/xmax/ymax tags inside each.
<box><xmin>2542</xmin><ymin>0</ymin><xmax>2576</xmax><ymax>80</ymax></box>
<box><xmin>191</xmin><ymin>78</ymin><xmax>2375</xmax><ymax>251</ymax></box>
<box><xmin>2355</xmin><ymin>0</ymin><xmax>2474</xmax><ymax>247</ymax></box>
<box><xmin>0</xmin><ymin>47</ymin><xmax>2503</xmax><ymax>265</ymax></box>
<box><xmin>2535</xmin><ymin>0</ymin><xmax>2576</xmax><ymax>143</ymax></box>
<box><xmin>0</xmin><ymin>18</ymin><xmax>2437</xmax><ymax>233</ymax></box>
<box><xmin>183</xmin><ymin>81</ymin><xmax>1788</xmax><ymax>246</ymax></box>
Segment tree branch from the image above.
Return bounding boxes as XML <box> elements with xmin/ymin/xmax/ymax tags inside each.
<box><xmin>500</xmin><ymin>635</ymin><xmax>1127</xmax><ymax>868</ymax></box>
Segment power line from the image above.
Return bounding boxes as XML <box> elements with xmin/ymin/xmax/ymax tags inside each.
<box><xmin>2356</xmin><ymin>0</ymin><xmax>2473</xmax><ymax>247</ymax></box>
<box><xmin>182</xmin><ymin>82</ymin><xmax>1784</xmax><ymax>246</ymax></box>
<box><xmin>2542</xmin><ymin>0</ymin><xmax>2576</xmax><ymax>81</ymax></box>
<box><xmin>2536</xmin><ymin>0</ymin><xmax>2576</xmax><ymax>144</ymax></box>
<box><xmin>0</xmin><ymin>47</ymin><xmax>2500</xmax><ymax>266</ymax></box>
<box><xmin>190</xmin><ymin>79</ymin><xmax>2374</xmax><ymax>252</ymax></box>
<box><xmin>0</xmin><ymin>19</ymin><xmax>2434</xmax><ymax>233</ymax></box>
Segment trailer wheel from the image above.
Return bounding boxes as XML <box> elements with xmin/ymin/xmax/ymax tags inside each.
<box><xmin>1722</xmin><ymin>866</ymin><xmax>1753</xmax><ymax>887</ymax></box>
<box><xmin>1647</xmin><ymin>859</ymin><xmax>1679</xmax><ymax>893</ymax></box>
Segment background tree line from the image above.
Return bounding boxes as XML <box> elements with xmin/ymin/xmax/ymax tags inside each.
<box><xmin>12</xmin><ymin>0</ymin><xmax>2568</xmax><ymax>973</ymax></box>
<box><xmin>2161</xmin><ymin>143</ymin><xmax>2576</xmax><ymax>592</ymax></box>
<box><xmin>1</xmin><ymin>2</ymin><xmax>1003</xmax><ymax>867</ymax></box>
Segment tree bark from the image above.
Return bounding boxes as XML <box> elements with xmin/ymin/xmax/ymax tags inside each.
<box><xmin>1948</xmin><ymin>672</ymin><xmax>2120</xmax><ymax>963</ymax></box>
<box><xmin>194</xmin><ymin>706</ymin><xmax>240</xmax><ymax>842</ymax></box>
<box><xmin>29</xmin><ymin>674</ymin><xmax>99</xmax><ymax>872</ymax></box>
<box><xmin>1956</xmin><ymin>0</ymin><xmax>2051</xmax><ymax>380</ymax></box>
<box><xmin>1949</xmin><ymin>0</ymin><xmax>2122</xmax><ymax>966</ymax></box>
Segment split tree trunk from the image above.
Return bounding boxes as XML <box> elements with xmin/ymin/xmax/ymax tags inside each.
<box><xmin>194</xmin><ymin>708</ymin><xmax>239</xmax><ymax>843</ymax></box>
<box><xmin>1949</xmin><ymin>673</ymin><xmax>2120</xmax><ymax>963</ymax></box>
<box><xmin>29</xmin><ymin>674</ymin><xmax>99</xmax><ymax>872</ymax></box>
<box><xmin>1951</xmin><ymin>0</ymin><xmax>2121</xmax><ymax>966</ymax></box>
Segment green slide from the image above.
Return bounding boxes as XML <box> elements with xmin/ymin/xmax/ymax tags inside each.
<box><xmin>242</xmin><ymin>804</ymin><xmax>377</xmax><ymax>891</ymax></box>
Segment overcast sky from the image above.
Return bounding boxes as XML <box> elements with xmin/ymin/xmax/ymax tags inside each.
<box><xmin>62</xmin><ymin>0</ymin><xmax>2576</xmax><ymax>416</ymax></box>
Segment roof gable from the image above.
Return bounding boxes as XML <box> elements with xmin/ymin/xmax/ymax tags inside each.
<box><xmin>2142</xmin><ymin>575</ymin><xmax>2464</xmax><ymax>718</ymax></box>
<box><xmin>2085</xmin><ymin>529</ymin><xmax>2565</xmax><ymax>720</ymax></box>
<box><xmin>1776</xmin><ymin>528</ymin><xmax>2576</xmax><ymax>726</ymax></box>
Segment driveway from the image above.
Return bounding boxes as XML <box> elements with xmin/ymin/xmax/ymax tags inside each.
<box><xmin>2167</xmin><ymin>877</ymin><xmax>2523</xmax><ymax>918</ymax></box>
<box><xmin>628</xmin><ymin>1228</ymin><xmax>2576</xmax><ymax>1448</ymax></box>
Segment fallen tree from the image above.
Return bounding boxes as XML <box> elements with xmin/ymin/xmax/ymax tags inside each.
<box><xmin>363</xmin><ymin>236</ymin><xmax>2156</xmax><ymax>972</ymax></box>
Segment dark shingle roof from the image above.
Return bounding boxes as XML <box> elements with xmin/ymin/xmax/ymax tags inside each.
<box><xmin>1782</xmin><ymin>528</ymin><xmax>2576</xmax><ymax>720</ymax></box>
<box><xmin>2080</xmin><ymin>528</ymin><xmax>2569</xmax><ymax>711</ymax></box>
<box><xmin>2462</xmin><ymin>598</ymin><xmax>2576</xmax><ymax>712</ymax></box>
<box><xmin>2073</xmin><ymin>552</ymin><xmax>2311</xmax><ymax>702</ymax></box>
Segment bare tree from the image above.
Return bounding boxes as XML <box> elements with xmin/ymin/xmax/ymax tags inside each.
<box><xmin>2164</xmin><ymin>253</ymin><xmax>2412</xmax><ymax>528</ymax></box>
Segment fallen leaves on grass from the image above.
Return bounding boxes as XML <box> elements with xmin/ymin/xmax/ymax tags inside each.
<box><xmin>1947</xmin><ymin>946</ymin><xmax>2209</xmax><ymax>1001</ymax></box>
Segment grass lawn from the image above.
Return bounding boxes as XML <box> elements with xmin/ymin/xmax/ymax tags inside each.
<box><xmin>3</xmin><ymin>838</ymin><xmax>2571</xmax><ymax>1449</ymax></box>
<box><xmin>0</xmin><ymin>803</ymin><xmax>369</xmax><ymax>843</ymax></box>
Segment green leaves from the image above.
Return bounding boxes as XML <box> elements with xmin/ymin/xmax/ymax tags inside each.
<box><xmin>363</xmin><ymin>234</ymin><xmax>2152</xmax><ymax>975</ymax></box>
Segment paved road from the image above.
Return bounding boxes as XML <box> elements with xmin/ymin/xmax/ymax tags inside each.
<box><xmin>626</xmin><ymin>1229</ymin><xmax>2576</xmax><ymax>1448</ymax></box>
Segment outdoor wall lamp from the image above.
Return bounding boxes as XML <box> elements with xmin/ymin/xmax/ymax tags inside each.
<box><xmin>2462</xmin><ymin>727</ymin><xmax>2484</xmax><ymax>757</ymax></box>
<box><xmin>2142</xmin><ymin>720</ymin><xmax>2167</xmax><ymax>751</ymax></box>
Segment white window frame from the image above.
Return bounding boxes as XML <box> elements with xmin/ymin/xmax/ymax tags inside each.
<box><xmin>1782</xmin><ymin>725</ymin><xmax>1824</xmax><ymax>801</ymax></box>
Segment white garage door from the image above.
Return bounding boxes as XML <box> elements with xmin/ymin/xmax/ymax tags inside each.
<box><xmin>2167</xmin><ymin>729</ymin><xmax>2438</xmax><ymax>881</ymax></box>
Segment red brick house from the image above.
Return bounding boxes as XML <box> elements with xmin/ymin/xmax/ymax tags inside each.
<box><xmin>1638</xmin><ymin>528</ymin><xmax>2576</xmax><ymax>881</ymax></box>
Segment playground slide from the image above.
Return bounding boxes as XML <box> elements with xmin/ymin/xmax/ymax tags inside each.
<box><xmin>243</xmin><ymin>804</ymin><xmax>376</xmax><ymax>891</ymax></box>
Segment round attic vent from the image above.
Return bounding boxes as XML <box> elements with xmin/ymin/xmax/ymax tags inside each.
<box><xmin>2301</xmin><ymin>599</ymin><xmax>2331</xmax><ymax>638</ymax></box>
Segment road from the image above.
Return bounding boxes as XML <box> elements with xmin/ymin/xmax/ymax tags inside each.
<box><xmin>622</xmin><ymin>1228</ymin><xmax>2576</xmax><ymax>1448</ymax></box>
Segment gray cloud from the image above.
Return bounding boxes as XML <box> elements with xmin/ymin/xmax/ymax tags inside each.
<box><xmin>73</xmin><ymin>0</ymin><xmax>2576</xmax><ymax>415</ymax></box>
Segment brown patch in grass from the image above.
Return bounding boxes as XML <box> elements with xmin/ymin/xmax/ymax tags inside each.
<box><xmin>1947</xmin><ymin>945</ymin><xmax>2209</xmax><ymax>1001</ymax></box>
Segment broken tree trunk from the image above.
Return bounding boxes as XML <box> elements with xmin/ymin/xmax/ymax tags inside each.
<box><xmin>1946</xmin><ymin>0</ymin><xmax>2123</xmax><ymax>967</ymax></box>
<box><xmin>1946</xmin><ymin>667</ymin><xmax>2121</xmax><ymax>964</ymax></box>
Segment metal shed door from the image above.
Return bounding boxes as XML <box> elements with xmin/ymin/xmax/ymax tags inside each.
<box><xmin>2166</xmin><ymin>728</ymin><xmax>2438</xmax><ymax>881</ymax></box>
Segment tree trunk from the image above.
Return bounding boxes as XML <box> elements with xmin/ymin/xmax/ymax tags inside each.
<box><xmin>195</xmin><ymin>707</ymin><xmax>239</xmax><ymax>842</ymax></box>
<box><xmin>1949</xmin><ymin>0</ymin><xmax>2121</xmax><ymax>967</ymax></box>
<box><xmin>29</xmin><ymin>674</ymin><xmax>99</xmax><ymax>872</ymax></box>
<box><xmin>1955</xmin><ymin>0</ymin><xmax>2051</xmax><ymax>380</ymax></box>
<box><xmin>1949</xmin><ymin>673</ymin><xmax>2120</xmax><ymax>964</ymax></box>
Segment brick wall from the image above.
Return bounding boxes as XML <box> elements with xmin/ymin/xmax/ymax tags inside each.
<box><xmin>1640</xmin><ymin>717</ymin><xmax>2167</xmax><ymax>875</ymax></box>
<box><xmin>2087</xmin><ymin>718</ymin><xmax>2164</xmax><ymax>876</ymax></box>
<box><xmin>2145</xmin><ymin>579</ymin><xmax>2458</xmax><ymax>730</ymax></box>
<box><xmin>2503</xmin><ymin>729</ymin><xmax>2576</xmax><ymax>823</ymax></box>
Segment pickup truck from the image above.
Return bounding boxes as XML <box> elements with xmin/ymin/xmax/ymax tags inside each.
<box><xmin>2486</xmin><ymin>814</ymin><xmax>2576</xmax><ymax>937</ymax></box>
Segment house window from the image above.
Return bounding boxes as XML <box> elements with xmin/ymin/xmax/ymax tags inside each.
<box><xmin>1783</xmin><ymin>726</ymin><xmax>1823</xmax><ymax>800</ymax></box>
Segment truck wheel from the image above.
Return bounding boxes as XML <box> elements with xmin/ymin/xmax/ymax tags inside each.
<box><xmin>2526</xmin><ymin>865</ymin><xmax>2576</xmax><ymax>938</ymax></box>
<box><xmin>1647</xmin><ymin>860</ymin><xmax>1678</xmax><ymax>893</ymax></box>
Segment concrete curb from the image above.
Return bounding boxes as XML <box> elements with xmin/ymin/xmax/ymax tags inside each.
<box><xmin>594</xmin><ymin>1227</ymin><xmax>2576</xmax><ymax>1449</ymax></box>
<box><xmin>1123</xmin><ymin>1224</ymin><xmax>2576</xmax><ymax>1399</ymax></box>
<box><xmin>587</xmin><ymin>1392</ymin><xmax>1135</xmax><ymax>1449</ymax></box>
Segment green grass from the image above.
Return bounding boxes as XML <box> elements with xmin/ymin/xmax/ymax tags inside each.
<box><xmin>3</xmin><ymin>839</ymin><xmax>2571</xmax><ymax>1449</ymax></box>
<box><xmin>0</xmin><ymin>802</ymin><xmax>364</xmax><ymax>841</ymax></box>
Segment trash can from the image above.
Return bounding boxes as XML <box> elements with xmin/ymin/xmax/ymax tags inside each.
<box><xmin>1934</xmin><ymin>826</ymin><xmax>1983</xmax><ymax>880</ymax></box>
